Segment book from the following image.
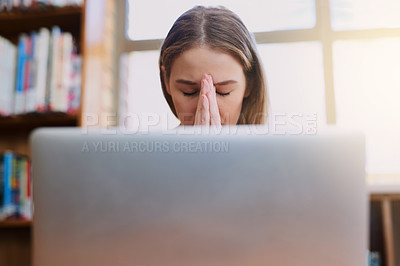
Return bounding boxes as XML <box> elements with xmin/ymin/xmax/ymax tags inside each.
<box><xmin>68</xmin><ymin>52</ymin><xmax>81</xmax><ymax>113</ymax></box>
<box><xmin>6</xmin><ymin>0</ymin><xmax>11</xmax><ymax>10</ymax></box>
<box><xmin>2</xmin><ymin>151</ymin><xmax>13</xmax><ymax>219</ymax></box>
<box><xmin>15</xmin><ymin>34</ymin><xmax>27</xmax><ymax>115</ymax></box>
<box><xmin>0</xmin><ymin>154</ymin><xmax>4</xmax><ymax>219</ymax></box>
<box><xmin>7</xmin><ymin>40</ymin><xmax>17</xmax><ymax>115</ymax></box>
<box><xmin>23</xmin><ymin>34</ymin><xmax>32</xmax><ymax>113</ymax></box>
<box><xmin>367</xmin><ymin>251</ymin><xmax>381</xmax><ymax>266</ymax></box>
<box><xmin>23</xmin><ymin>0</ymin><xmax>33</xmax><ymax>8</ymax></box>
<box><xmin>12</xmin><ymin>0</ymin><xmax>21</xmax><ymax>9</ymax></box>
<box><xmin>26</xmin><ymin>31</ymin><xmax>38</xmax><ymax>113</ymax></box>
<box><xmin>16</xmin><ymin>155</ymin><xmax>31</xmax><ymax>219</ymax></box>
<box><xmin>11</xmin><ymin>154</ymin><xmax>21</xmax><ymax>217</ymax></box>
<box><xmin>48</xmin><ymin>26</ymin><xmax>61</xmax><ymax>111</ymax></box>
<box><xmin>59</xmin><ymin>32</ymin><xmax>72</xmax><ymax>112</ymax></box>
<box><xmin>0</xmin><ymin>152</ymin><xmax>32</xmax><ymax>220</ymax></box>
<box><xmin>1</xmin><ymin>27</ymin><xmax>80</xmax><ymax>116</ymax></box>
<box><xmin>23</xmin><ymin>158</ymin><xmax>32</xmax><ymax>219</ymax></box>
<box><xmin>35</xmin><ymin>28</ymin><xmax>50</xmax><ymax>112</ymax></box>
<box><xmin>0</xmin><ymin>37</ymin><xmax>15</xmax><ymax>116</ymax></box>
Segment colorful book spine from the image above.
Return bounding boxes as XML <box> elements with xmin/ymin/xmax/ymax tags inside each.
<box><xmin>368</xmin><ymin>251</ymin><xmax>381</xmax><ymax>266</ymax></box>
<box><xmin>24</xmin><ymin>159</ymin><xmax>32</xmax><ymax>219</ymax></box>
<box><xmin>11</xmin><ymin>154</ymin><xmax>21</xmax><ymax>217</ymax></box>
<box><xmin>35</xmin><ymin>28</ymin><xmax>50</xmax><ymax>112</ymax></box>
<box><xmin>68</xmin><ymin>53</ymin><xmax>81</xmax><ymax>113</ymax></box>
<box><xmin>23</xmin><ymin>34</ymin><xmax>32</xmax><ymax>113</ymax></box>
<box><xmin>2</xmin><ymin>151</ymin><xmax>13</xmax><ymax>218</ymax></box>
<box><xmin>26</xmin><ymin>31</ymin><xmax>38</xmax><ymax>113</ymax></box>
<box><xmin>1</xmin><ymin>27</ymin><xmax>80</xmax><ymax>116</ymax></box>
<box><xmin>0</xmin><ymin>152</ymin><xmax>32</xmax><ymax>220</ymax></box>
<box><xmin>48</xmin><ymin>26</ymin><xmax>61</xmax><ymax>111</ymax></box>
<box><xmin>15</xmin><ymin>34</ymin><xmax>27</xmax><ymax>115</ymax></box>
<box><xmin>0</xmin><ymin>154</ymin><xmax>4</xmax><ymax>219</ymax></box>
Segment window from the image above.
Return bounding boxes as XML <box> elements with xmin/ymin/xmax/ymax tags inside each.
<box><xmin>127</xmin><ymin>0</ymin><xmax>315</xmax><ymax>40</ymax></box>
<box><xmin>117</xmin><ymin>0</ymin><xmax>400</xmax><ymax>176</ymax></box>
<box><xmin>333</xmin><ymin>38</ymin><xmax>400</xmax><ymax>174</ymax></box>
<box><xmin>330</xmin><ymin>0</ymin><xmax>400</xmax><ymax>30</ymax></box>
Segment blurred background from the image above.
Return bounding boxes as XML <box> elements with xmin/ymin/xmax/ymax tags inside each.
<box><xmin>113</xmin><ymin>0</ymin><xmax>400</xmax><ymax>177</ymax></box>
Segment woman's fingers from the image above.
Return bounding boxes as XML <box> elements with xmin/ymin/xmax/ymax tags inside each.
<box><xmin>194</xmin><ymin>77</ymin><xmax>210</xmax><ymax>125</ymax></box>
<box><xmin>200</xmin><ymin>74</ymin><xmax>210</xmax><ymax>96</ymax></box>
<box><xmin>201</xmin><ymin>95</ymin><xmax>210</xmax><ymax>125</ymax></box>
<box><xmin>194</xmin><ymin>91</ymin><xmax>203</xmax><ymax>125</ymax></box>
<box><xmin>194</xmin><ymin>95</ymin><xmax>210</xmax><ymax>125</ymax></box>
<box><xmin>194</xmin><ymin>74</ymin><xmax>220</xmax><ymax>126</ymax></box>
<box><xmin>206</xmin><ymin>75</ymin><xmax>221</xmax><ymax>127</ymax></box>
<box><xmin>194</xmin><ymin>76</ymin><xmax>210</xmax><ymax>125</ymax></box>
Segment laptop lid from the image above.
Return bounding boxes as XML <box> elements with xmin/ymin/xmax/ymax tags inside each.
<box><xmin>31</xmin><ymin>127</ymin><xmax>367</xmax><ymax>266</ymax></box>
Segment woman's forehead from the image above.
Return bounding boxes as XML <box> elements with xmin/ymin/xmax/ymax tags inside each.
<box><xmin>170</xmin><ymin>46</ymin><xmax>245</xmax><ymax>82</ymax></box>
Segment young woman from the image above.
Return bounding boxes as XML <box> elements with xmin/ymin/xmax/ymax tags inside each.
<box><xmin>159</xmin><ymin>6</ymin><xmax>268</xmax><ymax>126</ymax></box>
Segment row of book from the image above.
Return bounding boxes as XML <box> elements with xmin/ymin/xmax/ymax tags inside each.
<box><xmin>0</xmin><ymin>26</ymin><xmax>81</xmax><ymax>116</ymax></box>
<box><xmin>0</xmin><ymin>0</ymin><xmax>82</xmax><ymax>10</ymax></box>
<box><xmin>0</xmin><ymin>151</ymin><xmax>32</xmax><ymax>221</ymax></box>
<box><xmin>367</xmin><ymin>251</ymin><xmax>381</xmax><ymax>266</ymax></box>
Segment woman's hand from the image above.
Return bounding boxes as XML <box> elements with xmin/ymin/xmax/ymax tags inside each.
<box><xmin>194</xmin><ymin>74</ymin><xmax>221</xmax><ymax>127</ymax></box>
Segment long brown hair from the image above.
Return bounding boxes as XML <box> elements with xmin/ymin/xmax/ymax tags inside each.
<box><xmin>159</xmin><ymin>6</ymin><xmax>267</xmax><ymax>124</ymax></box>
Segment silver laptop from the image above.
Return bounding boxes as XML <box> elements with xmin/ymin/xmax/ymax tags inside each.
<box><xmin>30</xmin><ymin>127</ymin><xmax>367</xmax><ymax>266</ymax></box>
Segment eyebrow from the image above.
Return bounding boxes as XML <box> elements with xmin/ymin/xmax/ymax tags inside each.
<box><xmin>175</xmin><ymin>79</ymin><xmax>238</xmax><ymax>86</ymax></box>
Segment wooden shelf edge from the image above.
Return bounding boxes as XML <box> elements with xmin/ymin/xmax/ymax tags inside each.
<box><xmin>0</xmin><ymin>112</ymin><xmax>78</xmax><ymax>129</ymax></box>
<box><xmin>0</xmin><ymin>5</ymin><xmax>82</xmax><ymax>20</ymax></box>
<box><xmin>0</xmin><ymin>219</ymin><xmax>31</xmax><ymax>228</ymax></box>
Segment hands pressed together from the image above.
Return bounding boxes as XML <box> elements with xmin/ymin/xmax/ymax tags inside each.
<box><xmin>194</xmin><ymin>74</ymin><xmax>222</xmax><ymax>127</ymax></box>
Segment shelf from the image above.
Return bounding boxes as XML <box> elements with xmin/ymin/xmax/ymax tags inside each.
<box><xmin>0</xmin><ymin>5</ymin><xmax>82</xmax><ymax>45</ymax></box>
<box><xmin>0</xmin><ymin>220</ymin><xmax>31</xmax><ymax>228</ymax></box>
<box><xmin>0</xmin><ymin>112</ymin><xmax>78</xmax><ymax>133</ymax></box>
<box><xmin>0</xmin><ymin>5</ymin><xmax>82</xmax><ymax>18</ymax></box>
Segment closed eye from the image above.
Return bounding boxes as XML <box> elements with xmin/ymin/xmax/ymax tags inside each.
<box><xmin>183</xmin><ymin>91</ymin><xmax>198</xmax><ymax>97</ymax></box>
<box><xmin>183</xmin><ymin>91</ymin><xmax>231</xmax><ymax>97</ymax></box>
<box><xmin>217</xmin><ymin>91</ymin><xmax>231</xmax><ymax>97</ymax></box>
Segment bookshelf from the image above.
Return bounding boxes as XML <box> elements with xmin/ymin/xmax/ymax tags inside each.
<box><xmin>0</xmin><ymin>6</ymin><xmax>82</xmax><ymax>46</ymax></box>
<box><xmin>0</xmin><ymin>2</ymin><xmax>86</xmax><ymax>266</ymax></box>
<box><xmin>368</xmin><ymin>176</ymin><xmax>400</xmax><ymax>266</ymax></box>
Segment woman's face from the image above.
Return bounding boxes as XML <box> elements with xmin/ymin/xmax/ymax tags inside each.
<box><xmin>164</xmin><ymin>46</ymin><xmax>249</xmax><ymax>125</ymax></box>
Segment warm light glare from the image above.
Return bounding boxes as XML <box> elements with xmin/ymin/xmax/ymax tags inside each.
<box><xmin>333</xmin><ymin>38</ymin><xmax>400</xmax><ymax>174</ymax></box>
<box><xmin>258</xmin><ymin>42</ymin><xmax>326</xmax><ymax>126</ymax></box>
<box><xmin>331</xmin><ymin>0</ymin><xmax>400</xmax><ymax>30</ymax></box>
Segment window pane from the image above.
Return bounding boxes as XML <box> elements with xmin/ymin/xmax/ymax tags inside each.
<box><xmin>333</xmin><ymin>39</ymin><xmax>400</xmax><ymax>174</ymax></box>
<box><xmin>120</xmin><ymin>51</ymin><xmax>180</xmax><ymax>131</ymax></box>
<box><xmin>127</xmin><ymin>0</ymin><xmax>315</xmax><ymax>40</ymax></box>
<box><xmin>331</xmin><ymin>0</ymin><xmax>400</xmax><ymax>31</ymax></box>
<box><xmin>258</xmin><ymin>42</ymin><xmax>326</xmax><ymax>130</ymax></box>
